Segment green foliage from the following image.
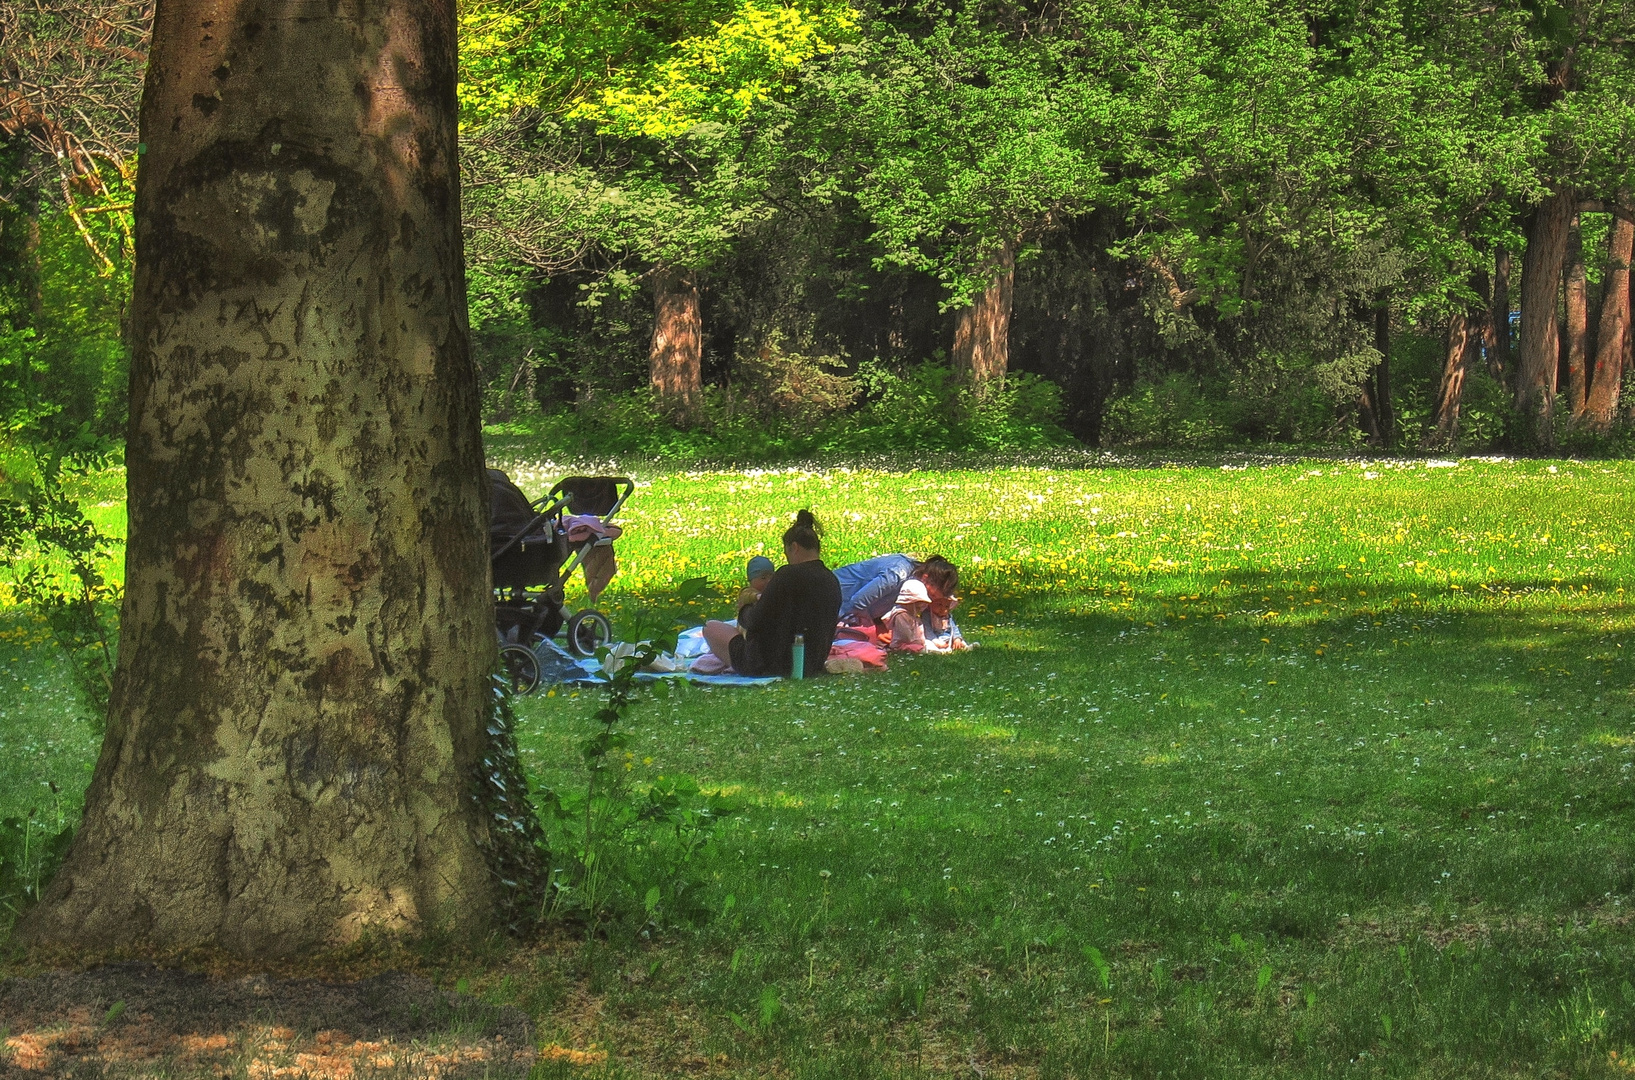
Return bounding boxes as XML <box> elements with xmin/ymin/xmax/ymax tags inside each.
<box><xmin>823</xmin><ymin>9</ymin><xmax>1106</xmax><ymax>306</ymax></box>
<box><xmin>840</xmin><ymin>360</ymin><xmax>1068</xmax><ymax>452</ymax></box>
<box><xmin>569</xmin><ymin>0</ymin><xmax>857</xmax><ymax>138</ymax></box>
<box><xmin>0</xmin><ymin>144</ymin><xmax>131</xmax><ymax>444</ymax></box>
<box><xmin>537</xmin><ymin>632</ymin><xmax>741</xmax><ymax>930</ymax></box>
<box><xmin>1101</xmin><ymin>376</ymin><xmax>1235</xmax><ymax>450</ymax></box>
<box><xmin>496</xmin><ymin>358</ymin><xmax>1070</xmax><ymax>462</ymax></box>
<box><xmin>0</xmin><ymin>804</ymin><xmax>74</xmax><ymax>926</ymax></box>
<box><xmin>0</xmin><ymin>438</ymin><xmax>121</xmax><ymax>731</ymax></box>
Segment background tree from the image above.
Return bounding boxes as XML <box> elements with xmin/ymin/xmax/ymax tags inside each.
<box><xmin>459</xmin><ymin>0</ymin><xmax>854</xmax><ymax>422</ymax></box>
<box><xmin>828</xmin><ymin>7</ymin><xmax>1104</xmax><ymax>397</ymax></box>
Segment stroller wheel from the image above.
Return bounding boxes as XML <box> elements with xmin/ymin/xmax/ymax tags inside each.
<box><xmin>566</xmin><ymin>610</ymin><xmax>612</xmax><ymax>658</ymax></box>
<box><xmin>499</xmin><ymin>643</ymin><xmax>542</xmax><ymax>695</ymax></box>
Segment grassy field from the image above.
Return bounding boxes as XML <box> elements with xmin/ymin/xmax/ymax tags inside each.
<box><xmin>4</xmin><ymin>450</ymin><xmax>1635</xmax><ymax>1077</ymax></box>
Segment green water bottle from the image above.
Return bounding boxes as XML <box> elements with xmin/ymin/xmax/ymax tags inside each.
<box><xmin>790</xmin><ymin>633</ymin><xmax>806</xmax><ymax>680</ymax></box>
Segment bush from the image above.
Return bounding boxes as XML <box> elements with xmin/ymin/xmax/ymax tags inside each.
<box><xmin>1100</xmin><ymin>374</ymin><xmax>1234</xmax><ymax>449</ymax></box>
<box><xmin>491</xmin><ymin>357</ymin><xmax>1075</xmax><ymax>463</ymax></box>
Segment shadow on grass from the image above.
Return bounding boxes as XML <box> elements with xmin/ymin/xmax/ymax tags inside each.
<box><xmin>0</xmin><ymin>963</ymin><xmax>533</xmax><ymax>1078</ymax></box>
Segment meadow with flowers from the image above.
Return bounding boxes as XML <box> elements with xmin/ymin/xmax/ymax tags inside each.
<box><xmin>3</xmin><ymin>450</ymin><xmax>1635</xmax><ymax>1077</ymax></box>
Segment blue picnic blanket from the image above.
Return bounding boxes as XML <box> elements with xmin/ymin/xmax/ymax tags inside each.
<box><xmin>642</xmin><ymin>671</ymin><xmax>781</xmax><ymax>687</ymax></box>
<box><xmin>533</xmin><ymin>635</ymin><xmax>780</xmax><ymax>688</ymax></box>
<box><xmin>534</xmin><ymin>638</ymin><xmax>602</xmax><ymax>685</ymax></box>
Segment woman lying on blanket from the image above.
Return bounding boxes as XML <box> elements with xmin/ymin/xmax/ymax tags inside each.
<box><xmin>702</xmin><ymin>510</ymin><xmax>840</xmax><ymax>678</ymax></box>
<box><xmin>834</xmin><ymin>554</ymin><xmax>969</xmax><ymax>651</ymax></box>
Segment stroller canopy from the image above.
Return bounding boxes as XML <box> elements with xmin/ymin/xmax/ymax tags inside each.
<box><xmin>488</xmin><ymin>469</ymin><xmax>550</xmax><ymax>557</ymax></box>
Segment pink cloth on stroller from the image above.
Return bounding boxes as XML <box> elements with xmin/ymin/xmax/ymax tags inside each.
<box><xmin>564</xmin><ymin>515</ymin><xmax>624</xmax><ymax>543</ymax></box>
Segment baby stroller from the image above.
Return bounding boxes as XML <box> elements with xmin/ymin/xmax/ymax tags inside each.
<box><xmin>489</xmin><ymin>469</ymin><xmax>634</xmax><ymax>693</ymax></box>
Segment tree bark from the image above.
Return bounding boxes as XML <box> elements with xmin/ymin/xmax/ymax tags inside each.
<box><xmin>1426</xmin><ymin>311</ymin><xmax>1477</xmax><ymax>447</ymax></box>
<box><xmin>1373</xmin><ymin>303</ymin><xmax>1395</xmax><ymax>448</ymax></box>
<box><xmin>1357</xmin><ymin>374</ymin><xmax>1384</xmax><ymax>446</ymax></box>
<box><xmin>1563</xmin><ymin>216</ymin><xmax>1588</xmax><ymax>420</ymax></box>
<box><xmin>1516</xmin><ymin>190</ymin><xmax>1575</xmax><ymax>446</ymax></box>
<box><xmin>649</xmin><ymin>266</ymin><xmax>703</xmax><ymax>424</ymax></box>
<box><xmin>951</xmin><ymin>242</ymin><xmax>1016</xmax><ymax>399</ymax></box>
<box><xmin>1487</xmin><ymin>247</ymin><xmax>1511</xmax><ymax>384</ymax></box>
<box><xmin>19</xmin><ymin>0</ymin><xmax>505</xmax><ymax>957</ymax></box>
<box><xmin>1584</xmin><ymin>205</ymin><xmax>1633</xmax><ymax>429</ymax></box>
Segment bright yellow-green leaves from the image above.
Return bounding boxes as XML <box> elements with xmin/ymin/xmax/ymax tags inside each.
<box><xmin>570</xmin><ymin>2</ymin><xmax>857</xmax><ymax>137</ymax></box>
<box><xmin>457</xmin><ymin>0</ymin><xmax>856</xmax><ymax>133</ymax></box>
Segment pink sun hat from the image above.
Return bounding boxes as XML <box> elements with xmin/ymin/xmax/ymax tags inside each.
<box><xmin>895</xmin><ymin>579</ymin><xmax>932</xmax><ymax>607</ymax></box>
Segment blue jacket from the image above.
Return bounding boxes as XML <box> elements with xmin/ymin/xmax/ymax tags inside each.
<box><xmin>834</xmin><ymin>554</ymin><xmax>918</xmax><ymax>623</ymax></box>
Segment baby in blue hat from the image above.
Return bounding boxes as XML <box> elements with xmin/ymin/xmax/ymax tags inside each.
<box><xmin>737</xmin><ymin>555</ymin><xmax>776</xmax><ymax>621</ymax></box>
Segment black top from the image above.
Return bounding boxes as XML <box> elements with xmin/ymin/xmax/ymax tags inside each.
<box><xmin>739</xmin><ymin>559</ymin><xmax>841</xmax><ymax>678</ymax></box>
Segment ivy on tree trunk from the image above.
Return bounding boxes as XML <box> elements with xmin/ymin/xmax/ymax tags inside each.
<box><xmin>1486</xmin><ymin>248</ymin><xmax>1511</xmax><ymax>386</ymax></box>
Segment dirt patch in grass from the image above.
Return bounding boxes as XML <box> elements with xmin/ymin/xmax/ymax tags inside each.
<box><xmin>0</xmin><ymin>963</ymin><xmax>534</xmax><ymax>1077</ymax></box>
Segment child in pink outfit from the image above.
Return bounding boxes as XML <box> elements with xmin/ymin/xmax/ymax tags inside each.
<box><xmin>884</xmin><ymin>579</ymin><xmax>932</xmax><ymax>652</ymax></box>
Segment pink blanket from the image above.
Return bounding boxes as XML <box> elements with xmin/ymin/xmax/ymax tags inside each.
<box><xmin>828</xmin><ymin>637</ymin><xmax>888</xmax><ymax>670</ymax></box>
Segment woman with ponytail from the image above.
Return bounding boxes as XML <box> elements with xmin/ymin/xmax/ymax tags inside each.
<box><xmin>703</xmin><ymin>509</ymin><xmax>840</xmax><ymax>678</ymax></box>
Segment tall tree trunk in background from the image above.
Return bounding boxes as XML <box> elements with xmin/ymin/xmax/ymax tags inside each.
<box><xmin>1357</xmin><ymin>374</ymin><xmax>1384</xmax><ymax>446</ymax></box>
<box><xmin>1373</xmin><ymin>302</ymin><xmax>1396</xmax><ymax>448</ymax></box>
<box><xmin>20</xmin><ymin>0</ymin><xmax>507</xmax><ymax>958</ymax></box>
<box><xmin>1488</xmin><ymin>247</ymin><xmax>1512</xmax><ymax>384</ymax></box>
<box><xmin>1426</xmin><ymin>311</ymin><xmax>1477</xmax><ymax>447</ymax></box>
<box><xmin>649</xmin><ymin>266</ymin><xmax>703</xmax><ymax>423</ymax></box>
<box><xmin>1517</xmin><ymin>190</ymin><xmax>1574</xmax><ymax>446</ymax></box>
<box><xmin>1584</xmin><ymin>204</ymin><xmax>1634</xmax><ymax>429</ymax></box>
<box><xmin>1563</xmin><ymin>216</ymin><xmax>1589</xmax><ymax>420</ymax></box>
<box><xmin>951</xmin><ymin>242</ymin><xmax>1015</xmax><ymax>400</ymax></box>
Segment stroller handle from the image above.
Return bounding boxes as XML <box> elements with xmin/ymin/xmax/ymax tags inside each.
<box><xmin>544</xmin><ymin>476</ymin><xmax>635</xmax><ymax>524</ymax></box>
<box><xmin>493</xmin><ymin>476</ymin><xmax>634</xmax><ymax>575</ymax></box>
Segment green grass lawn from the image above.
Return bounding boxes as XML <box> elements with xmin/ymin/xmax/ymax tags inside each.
<box><xmin>6</xmin><ymin>451</ymin><xmax>1635</xmax><ymax>1077</ymax></box>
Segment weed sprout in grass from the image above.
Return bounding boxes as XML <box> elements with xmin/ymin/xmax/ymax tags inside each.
<box><xmin>536</xmin><ymin>601</ymin><xmax>741</xmax><ymax>932</ymax></box>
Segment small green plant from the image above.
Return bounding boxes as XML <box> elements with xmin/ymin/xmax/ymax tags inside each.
<box><xmin>1558</xmin><ymin>988</ymin><xmax>1609</xmax><ymax>1048</ymax></box>
<box><xmin>538</xmin><ymin>607</ymin><xmax>740</xmax><ymax>929</ymax></box>
<box><xmin>0</xmin><ymin>804</ymin><xmax>75</xmax><ymax>921</ymax></box>
<box><xmin>0</xmin><ymin>434</ymin><xmax>121</xmax><ymax>731</ymax></box>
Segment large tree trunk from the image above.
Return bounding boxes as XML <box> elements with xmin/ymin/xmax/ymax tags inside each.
<box><xmin>951</xmin><ymin>242</ymin><xmax>1015</xmax><ymax>399</ymax></box>
<box><xmin>1426</xmin><ymin>311</ymin><xmax>1477</xmax><ymax>447</ymax></box>
<box><xmin>1563</xmin><ymin>216</ymin><xmax>1589</xmax><ymax>420</ymax></box>
<box><xmin>20</xmin><ymin>0</ymin><xmax>506</xmax><ymax>957</ymax></box>
<box><xmin>1584</xmin><ymin>204</ymin><xmax>1633</xmax><ymax>430</ymax></box>
<box><xmin>1516</xmin><ymin>190</ymin><xmax>1575</xmax><ymax>445</ymax></box>
<box><xmin>1487</xmin><ymin>247</ymin><xmax>1511</xmax><ymax>384</ymax></box>
<box><xmin>649</xmin><ymin>266</ymin><xmax>703</xmax><ymax>423</ymax></box>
